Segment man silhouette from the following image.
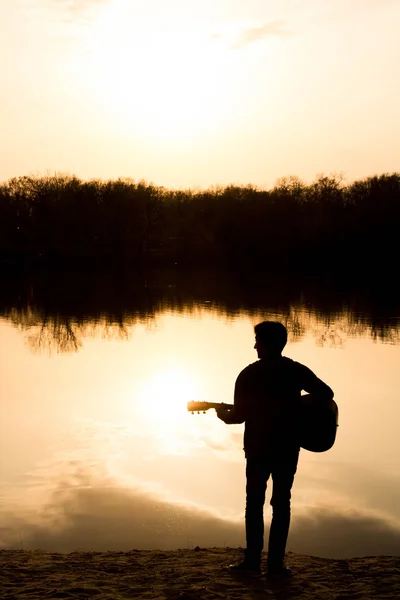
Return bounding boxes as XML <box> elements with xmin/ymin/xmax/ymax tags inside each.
<box><xmin>216</xmin><ymin>321</ymin><xmax>334</xmax><ymax>579</ymax></box>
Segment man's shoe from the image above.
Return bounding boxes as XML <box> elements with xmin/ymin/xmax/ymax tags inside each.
<box><xmin>228</xmin><ymin>560</ymin><xmax>261</xmax><ymax>575</ymax></box>
<box><xmin>266</xmin><ymin>565</ymin><xmax>292</xmax><ymax>580</ymax></box>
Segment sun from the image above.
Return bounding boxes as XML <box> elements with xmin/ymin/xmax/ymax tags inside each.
<box><xmin>83</xmin><ymin>2</ymin><xmax>236</xmax><ymax>146</ymax></box>
<box><xmin>138</xmin><ymin>367</ymin><xmax>199</xmax><ymax>426</ymax></box>
<box><xmin>135</xmin><ymin>366</ymin><xmax>203</xmax><ymax>455</ymax></box>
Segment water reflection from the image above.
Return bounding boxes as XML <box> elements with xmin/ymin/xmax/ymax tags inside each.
<box><xmin>1</xmin><ymin>267</ymin><xmax>399</xmax><ymax>353</ymax></box>
<box><xmin>6</xmin><ymin>310</ymin><xmax>130</xmax><ymax>355</ymax></box>
<box><xmin>1</xmin><ymin>267</ymin><xmax>400</xmax><ymax>558</ymax></box>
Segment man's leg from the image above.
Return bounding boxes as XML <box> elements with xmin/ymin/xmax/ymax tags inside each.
<box><xmin>267</xmin><ymin>451</ymin><xmax>299</xmax><ymax>571</ymax></box>
<box><xmin>245</xmin><ymin>456</ymin><xmax>271</xmax><ymax>565</ymax></box>
<box><xmin>229</xmin><ymin>456</ymin><xmax>270</xmax><ymax>573</ymax></box>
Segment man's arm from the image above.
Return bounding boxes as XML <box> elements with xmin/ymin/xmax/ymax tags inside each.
<box><xmin>216</xmin><ymin>370</ymin><xmax>247</xmax><ymax>424</ymax></box>
<box><xmin>296</xmin><ymin>363</ymin><xmax>334</xmax><ymax>400</ymax></box>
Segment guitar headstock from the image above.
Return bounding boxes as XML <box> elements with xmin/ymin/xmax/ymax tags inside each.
<box><xmin>187</xmin><ymin>401</ymin><xmax>213</xmax><ymax>413</ymax></box>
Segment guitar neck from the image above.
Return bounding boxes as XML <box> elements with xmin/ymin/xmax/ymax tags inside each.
<box><xmin>187</xmin><ymin>401</ymin><xmax>234</xmax><ymax>413</ymax></box>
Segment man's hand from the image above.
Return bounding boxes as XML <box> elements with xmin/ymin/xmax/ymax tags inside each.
<box><xmin>216</xmin><ymin>404</ymin><xmax>232</xmax><ymax>422</ymax></box>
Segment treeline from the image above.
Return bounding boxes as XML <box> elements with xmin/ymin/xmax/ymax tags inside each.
<box><xmin>0</xmin><ymin>172</ymin><xmax>399</xmax><ymax>267</ymax></box>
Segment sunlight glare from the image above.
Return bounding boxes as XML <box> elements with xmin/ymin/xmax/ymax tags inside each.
<box><xmin>84</xmin><ymin>2</ymin><xmax>237</xmax><ymax>145</ymax></box>
<box><xmin>139</xmin><ymin>367</ymin><xmax>197</xmax><ymax>427</ymax></box>
<box><xmin>137</xmin><ymin>366</ymin><xmax>204</xmax><ymax>455</ymax></box>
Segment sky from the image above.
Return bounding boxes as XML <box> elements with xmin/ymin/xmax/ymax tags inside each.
<box><xmin>1</xmin><ymin>0</ymin><xmax>399</xmax><ymax>189</ymax></box>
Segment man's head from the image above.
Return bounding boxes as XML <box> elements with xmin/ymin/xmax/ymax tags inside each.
<box><xmin>254</xmin><ymin>321</ymin><xmax>287</xmax><ymax>359</ymax></box>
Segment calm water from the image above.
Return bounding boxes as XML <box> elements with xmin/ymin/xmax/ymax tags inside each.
<box><xmin>0</xmin><ymin>270</ymin><xmax>399</xmax><ymax>558</ymax></box>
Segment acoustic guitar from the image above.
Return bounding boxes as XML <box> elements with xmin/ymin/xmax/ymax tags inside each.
<box><xmin>187</xmin><ymin>395</ymin><xmax>339</xmax><ymax>453</ymax></box>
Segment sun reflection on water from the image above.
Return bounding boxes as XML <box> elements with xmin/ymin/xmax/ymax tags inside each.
<box><xmin>137</xmin><ymin>367</ymin><xmax>202</xmax><ymax>454</ymax></box>
<box><xmin>139</xmin><ymin>368</ymin><xmax>198</xmax><ymax>423</ymax></box>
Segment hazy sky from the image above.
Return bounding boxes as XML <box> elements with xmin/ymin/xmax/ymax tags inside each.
<box><xmin>1</xmin><ymin>0</ymin><xmax>399</xmax><ymax>188</ymax></box>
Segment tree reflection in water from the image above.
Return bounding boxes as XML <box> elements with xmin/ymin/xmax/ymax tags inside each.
<box><xmin>1</xmin><ymin>267</ymin><xmax>399</xmax><ymax>354</ymax></box>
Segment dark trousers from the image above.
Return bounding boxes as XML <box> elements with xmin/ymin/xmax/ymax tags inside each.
<box><xmin>245</xmin><ymin>451</ymin><xmax>299</xmax><ymax>567</ymax></box>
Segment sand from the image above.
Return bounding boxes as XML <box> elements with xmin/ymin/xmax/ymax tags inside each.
<box><xmin>0</xmin><ymin>548</ymin><xmax>399</xmax><ymax>600</ymax></box>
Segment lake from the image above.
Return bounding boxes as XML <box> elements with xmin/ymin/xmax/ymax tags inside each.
<box><xmin>0</xmin><ymin>268</ymin><xmax>399</xmax><ymax>558</ymax></box>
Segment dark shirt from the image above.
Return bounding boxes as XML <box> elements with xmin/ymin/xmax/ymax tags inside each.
<box><xmin>223</xmin><ymin>356</ymin><xmax>334</xmax><ymax>458</ymax></box>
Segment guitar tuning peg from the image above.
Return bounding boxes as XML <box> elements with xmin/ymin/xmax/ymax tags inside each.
<box><xmin>203</xmin><ymin>411</ymin><xmax>206</xmax><ymax>414</ymax></box>
<box><xmin>197</xmin><ymin>411</ymin><xmax>200</xmax><ymax>414</ymax></box>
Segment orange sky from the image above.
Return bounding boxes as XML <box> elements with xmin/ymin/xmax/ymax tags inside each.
<box><xmin>1</xmin><ymin>0</ymin><xmax>399</xmax><ymax>189</ymax></box>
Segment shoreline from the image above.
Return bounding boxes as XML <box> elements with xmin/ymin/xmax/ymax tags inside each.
<box><xmin>1</xmin><ymin>548</ymin><xmax>399</xmax><ymax>599</ymax></box>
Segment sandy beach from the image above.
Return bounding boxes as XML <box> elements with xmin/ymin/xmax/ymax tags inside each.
<box><xmin>1</xmin><ymin>548</ymin><xmax>399</xmax><ymax>600</ymax></box>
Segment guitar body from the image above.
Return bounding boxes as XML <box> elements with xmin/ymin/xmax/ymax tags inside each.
<box><xmin>187</xmin><ymin>395</ymin><xmax>339</xmax><ymax>453</ymax></box>
<box><xmin>299</xmin><ymin>394</ymin><xmax>339</xmax><ymax>452</ymax></box>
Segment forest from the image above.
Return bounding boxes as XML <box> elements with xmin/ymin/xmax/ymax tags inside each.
<box><xmin>0</xmin><ymin>172</ymin><xmax>399</xmax><ymax>269</ymax></box>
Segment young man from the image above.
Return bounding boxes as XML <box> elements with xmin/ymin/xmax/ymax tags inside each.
<box><xmin>216</xmin><ymin>321</ymin><xmax>334</xmax><ymax>579</ymax></box>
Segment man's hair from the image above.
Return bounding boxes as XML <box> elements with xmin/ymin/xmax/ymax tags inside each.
<box><xmin>254</xmin><ymin>321</ymin><xmax>288</xmax><ymax>352</ymax></box>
